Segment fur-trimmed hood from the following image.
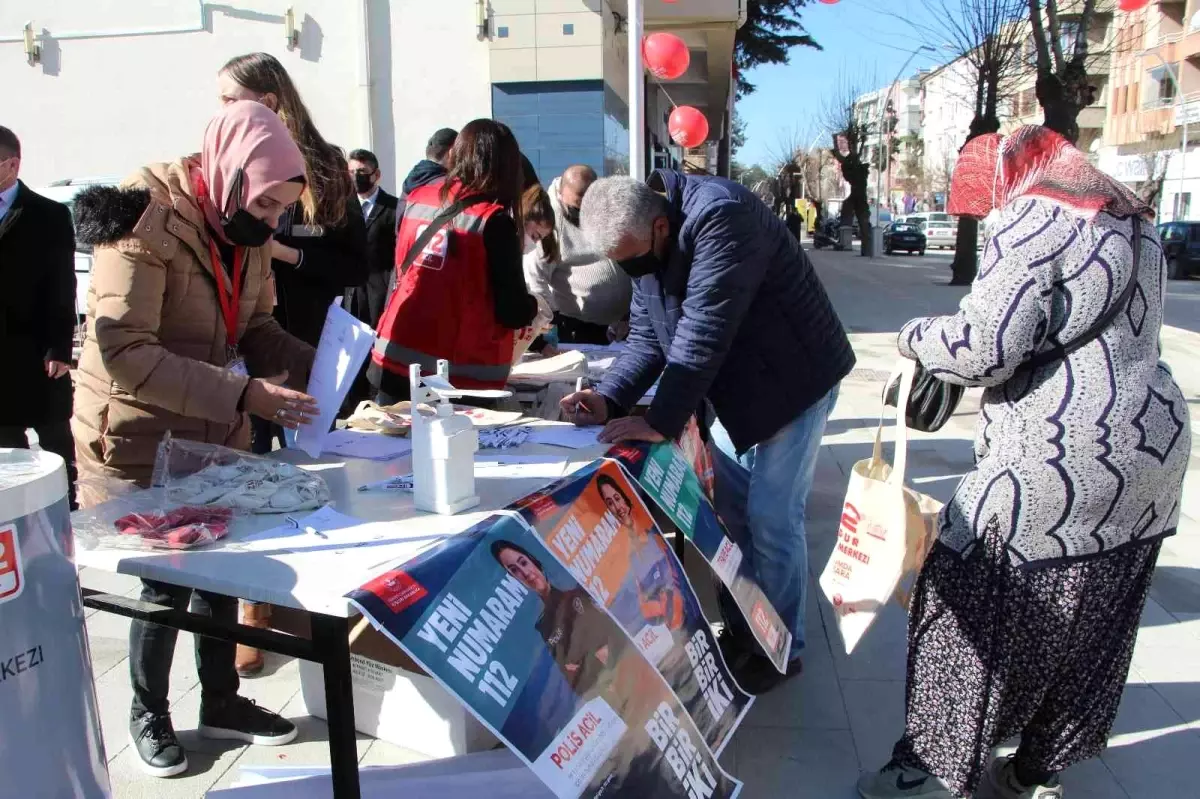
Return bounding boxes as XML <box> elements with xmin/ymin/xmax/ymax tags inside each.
<box><xmin>74</xmin><ymin>159</ymin><xmax>205</xmax><ymax>247</ymax></box>
<box><xmin>73</xmin><ymin>186</ymin><xmax>152</xmax><ymax>246</ymax></box>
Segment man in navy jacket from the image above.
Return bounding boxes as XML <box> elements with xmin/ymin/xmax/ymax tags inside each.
<box><xmin>561</xmin><ymin>170</ymin><xmax>855</xmax><ymax>692</ymax></box>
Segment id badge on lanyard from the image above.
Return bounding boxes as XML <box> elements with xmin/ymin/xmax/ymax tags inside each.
<box><xmin>208</xmin><ymin>238</ymin><xmax>246</xmax><ymax>377</ymax></box>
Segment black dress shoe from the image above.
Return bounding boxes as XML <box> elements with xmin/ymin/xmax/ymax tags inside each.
<box><xmin>129</xmin><ymin>712</ymin><xmax>188</xmax><ymax>778</ymax></box>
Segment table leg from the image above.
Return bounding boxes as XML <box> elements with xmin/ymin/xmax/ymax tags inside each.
<box><xmin>311</xmin><ymin>614</ymin><xmax>361</xmax><ymax>799</ymax></box>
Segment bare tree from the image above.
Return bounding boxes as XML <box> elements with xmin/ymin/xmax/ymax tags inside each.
<box><xmin>823</xmin><ymin>72</ymin><xmax>875</xmax><ymax>253</ymax></box>
<box><xmin>1136</xmin><ymin>150</ymin><xmax>1171</xmax><ymax>207</ymax></box>
<box><xmin>1028</xmin><ymin>0</ymin><xmax>1106</xmax><ymax>146</ymax></box>
<box><xmin>891</xmin><ymin>0</ymin><xmax>1027</xmax><ymax>282</ymax></box>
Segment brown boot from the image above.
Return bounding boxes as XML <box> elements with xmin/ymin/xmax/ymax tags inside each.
<box><xmin>235</xmin><ymin>601</ymin><xmax>270</xmax><ymax>677</ymax></box>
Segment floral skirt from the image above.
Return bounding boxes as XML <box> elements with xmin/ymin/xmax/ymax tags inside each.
<box><xmin>893</xmin><ymin>520</ymin><xmax>1161</xmax><ymax>797</ymax></box>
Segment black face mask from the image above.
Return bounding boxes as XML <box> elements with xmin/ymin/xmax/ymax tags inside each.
<box><xmin>562</xmin><ymin>204</ymin><xmax>581</xmax><ymax>227</ymax></box>
<box><xmin>616</xmin><ymin>232</ymin><xmax>665</xmax><ymax>278</ymax></box>
<box><xmin>354</xmin><ymin>173</ymin><xmax>376</xmax><ymax>194</ymax></box>
<box><xmin>221</xmin><ymin>209</ymin><xmax>275</xmax><ymax>248</ymax></box>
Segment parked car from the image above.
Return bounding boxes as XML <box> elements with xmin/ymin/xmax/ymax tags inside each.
<box><xmin>1158</xmin><ymin>221</ymin><xmax>1200</xmax><ymax>279</ymax></box>
<box><xmin>905</xmin><ymin>212</ymin><xmax>958</xmax><ymax>250</ymax></box>
<box><xmin>35</xmin><ymin>177</ymin><xmax>122</xmax><ymax>359</ymax></box>
<box><xmin>883</xmin><ymin>222</ymin><xmax>926</xmax><ymax>255</ymax></box>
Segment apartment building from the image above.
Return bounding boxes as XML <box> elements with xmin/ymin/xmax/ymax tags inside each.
<box><xmin>1</xmin><ymin>0</ymin><xmax>738</xmax><ymax>189</ymax></box>
<box><xmin>1102</xmin><ymin>0</ymin><xmax>1200</xmax><ymax>221</ymax></box>
<box><xmin>854</xmin><ymin>76</ymin><xmax>922</xmax><ymax>210</ymax></box>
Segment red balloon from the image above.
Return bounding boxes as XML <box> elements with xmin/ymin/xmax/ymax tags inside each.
<box><xmin>1118</xmin><ymin>0</ymin><xmax>1150</xmax><ymax>9</ymax></box>
<box><xmin>819</xmin><ymin>0</ymin><xmax>841</xmax><ymax>4</ymax></box>
<box><xmin>643</xmin><ymin>33</ymin><xmax>690</xmax><ymax>81</ymax></box>
<box><xmin>669</xmin><ymin>106</ymin><xmax>709</xmax><ymax>148</ymax></box>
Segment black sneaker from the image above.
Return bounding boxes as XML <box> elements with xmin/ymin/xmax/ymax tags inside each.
<box><xmin>716</xmin><ymin>626</ymin><xmax>803</xmax><ymax>695</ymax></box>
<box><xmin>129</xmin><ymin>712</ymin><xmax>188</xmax><ymax>778</ymax></box>
<box><xmin>198</xmin><ymin>696</ymin><xmax>298</xmax><ymax>746</ymax></box>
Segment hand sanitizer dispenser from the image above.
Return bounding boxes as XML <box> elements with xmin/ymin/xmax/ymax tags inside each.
<box><xmin>408</xmin><ymin>361</ymin><xmax>485</xmax><ymax>515</ymax></box>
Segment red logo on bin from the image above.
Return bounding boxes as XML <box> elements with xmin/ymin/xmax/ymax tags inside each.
<box><xmin>0</xmin><ymin>525</ymin><xmax>23</xmax><ymax>604</ymax></box>
<box><xmin>366</xmin><ymin>569</ymin><xmax>427</xmax><ymax>613</ymax></box>
<box><xmin>840</xmin><ymin>503</ymin><xmax>860</xmax><ymax>535</ymax></box>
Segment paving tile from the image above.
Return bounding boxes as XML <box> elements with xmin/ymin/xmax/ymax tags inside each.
<box><xmin>206</xmin><ymin>693</ymin><xmax>375</xmax><ymax>790</ymax></box>
<box><xmin>1102</xmin><ymin>684</ymin><xmax>1200</xmax><ymax>798</ymax></box>
<box><xmin>733</xmin><ymin>727</ymin><xmax>861</xmax><ymax>799</ymax></box>
<box><xmin>741</xmin><ymin>641</ymin><xmax>849</xmax><ymax>732</ymax></box>
<box><xmin>358</xmin><ymin>737</ymin><xmax>430</xmax><ymax>768</ymax></box>
<box><xmin>842</xmin><ymin>680</ymin><xmax>906</xmax><ymax>771</ymax></box>
<box><xmin>827</xmin><ymin>600</ymin><xmax>909</xmax><ymax>683</ymax></box>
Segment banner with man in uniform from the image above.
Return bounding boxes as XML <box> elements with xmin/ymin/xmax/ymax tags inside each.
<box><xmin>509</xmin><ymin>460</ymin><xmax>751</xmax><ymax>755</ymax></box>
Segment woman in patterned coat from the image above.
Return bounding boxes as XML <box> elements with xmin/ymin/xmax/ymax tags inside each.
<box><xmin>857</xmin><ymin>126</ymin><xmax>1190</xmax><ymax>799</ymax></box>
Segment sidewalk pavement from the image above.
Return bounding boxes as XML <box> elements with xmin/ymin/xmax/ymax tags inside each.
<box><xmin>80</xmin><ymin>245</ymin><xmax>1200</xmax><ymax>798</ymax></box>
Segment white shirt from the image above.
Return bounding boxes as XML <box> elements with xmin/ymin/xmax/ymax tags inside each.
<box><xmin>359</xmin><ymin>187</ymin><xmax>380</xmax><ymax>221</ymax></box>
<box><xmin>0</xmin><ymin>182</ymin><xmax>19</xmax><ymax>225</ymax></box>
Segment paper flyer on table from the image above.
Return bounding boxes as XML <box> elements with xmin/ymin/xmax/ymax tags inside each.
<box><xmin>346</xmin><ymin>514</ymin><xmax>742</xmax><ymax>799</ymax></box>
<box><xmin>508</xmin><ymin>461</ymin><xmax>751</xmax><ymax>754</ymax></box>
<box><xmin>607</xmin><ymin>442</ymin><xmax>793</xmax><ymax>673</ymax></box>
<box><xmin>294</xmin><ymin>301</ymin><xmax>377</xmax><ymax>458</ymax></box>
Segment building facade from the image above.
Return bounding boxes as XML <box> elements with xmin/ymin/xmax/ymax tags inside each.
<box><xmin>1</xmin><ymin>0</ymin><xmax>736</xmax><ymax>191</ymax></box>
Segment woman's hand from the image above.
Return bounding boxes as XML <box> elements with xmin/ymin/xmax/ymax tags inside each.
<box><xmin>270</xmin><ymin>239</ymin><xmax>301</xmax><ymax>265</ymax></box>
<box><xmin>244</xmin><ymin>371</ymin><xmax>319</xmax><ymax>428</ymax></box>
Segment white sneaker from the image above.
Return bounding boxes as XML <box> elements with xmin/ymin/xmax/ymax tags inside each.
<box><xmin>857</xmin><ymin>760</ymin><xmax>956</xmax><ymax>799</ymax></box>
<box><xmin>978</xmin><ymin>756</ymin><xmax>1063</xmax><ymax>799</ymax></box>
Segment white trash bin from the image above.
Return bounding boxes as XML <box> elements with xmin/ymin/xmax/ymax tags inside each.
<box><xmin>0</xmin><ymin>448</ymin><xmax>111</xmax><ymax>797</ymax></box>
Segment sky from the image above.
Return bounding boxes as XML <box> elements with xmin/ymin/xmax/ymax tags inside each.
<box><xmin>736</xmin><ymin>0</ymin><xmax>956</xmax><ymax>168</ymax></box>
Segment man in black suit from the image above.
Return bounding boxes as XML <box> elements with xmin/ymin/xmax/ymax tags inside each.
<box><xmin>344</xmin><ymin>148</ymin><xmax>399</xmax><ymax>329</ymax></box>
<box><xmin>343</xmin><ymin>148</ymin><xmax>400</xmax><ymax>410</ymax></box>
<box><xmin>0</xmin><ymin>126</ymin><xmax>78</xmax><ymax>506</ymax></box>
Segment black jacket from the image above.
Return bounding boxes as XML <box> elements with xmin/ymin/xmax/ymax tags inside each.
<box><xmin>0</xmin><ymin>182</ymin><xmax>76</xmax><ymax>427</ymax></box>
<box><xmin>343</xmin><ymin>188</ymin><xmax>399</xmax><ymax>329</ymax></box>
<box><xmin>271</xmin><ymin>198</ymin><xmax>368</xmax><ymax>347</ymax></box>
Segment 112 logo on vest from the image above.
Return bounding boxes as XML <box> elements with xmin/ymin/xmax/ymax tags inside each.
<box><xmin>414</xmin><ymin>223</ymin><xmax>450</xmax><ymax>270</ymax></box>
<box><xmin>0</xmin><ymin>525</ymin><xmax>24</xmax><ymax>604</ymax></box>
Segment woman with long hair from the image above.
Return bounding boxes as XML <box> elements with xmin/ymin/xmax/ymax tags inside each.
<box><xmin>71</xmin><ymin>101</ymin><xmax>317</xmax><ymax>778</ymax></box>
<box><xmin>857</xmin><ymin>126</ymin><xmax>1190</xmax><ymax>799</ymax></box>
<box><xmin>370</xmin><ymin>119</ymin><xmax>544</xmax><ymax>403</ymax></box>
<box><xmin>521</xmin><ymin>183</ymin><xmax>558</xmax><ymax>261</ymax></box>
<box><xmin>218</xmin><ymin>52</ymin><xmax>367</xmax><ymax>675</ymax></box>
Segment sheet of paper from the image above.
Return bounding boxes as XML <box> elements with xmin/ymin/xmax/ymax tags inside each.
<box><xmin>558</xmin><ymin>343</ymin><xmax>626</xmax><ymax>355</ymax></box>
<box><xmin>294</xmin><ymin>301</ymin><xmax>378</xmax><ymax>458</ymax></box>
<box><xmin>525</xmin><ymin>425</ymin><xmax>602</xmax><ymax>450</ymax></box>
<box><xmin>233</xmin><ymin>506</ymin><xmax>413</xmax><ymax>553</ymax></box>
<box><xmin>322</xmin><ymin>429</ymin><xmax>413</xmax><ymax>461</ymax></box>
<box><xmin>474</xmin><ymin>454</ymin><xmax>569</xmax><ymax>480</ymax></box>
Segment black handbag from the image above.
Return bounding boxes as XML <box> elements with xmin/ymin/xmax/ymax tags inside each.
<box><xmin>885</xmin><ymin>217</ymin><xmax>1143</xmax><ymax>433</ymax></box>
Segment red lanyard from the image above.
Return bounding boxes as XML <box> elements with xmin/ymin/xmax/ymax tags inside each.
<box><xmin>206</xmin><ymin>238</ymin><xmax>243</xmax><ymax>351</ymax></box>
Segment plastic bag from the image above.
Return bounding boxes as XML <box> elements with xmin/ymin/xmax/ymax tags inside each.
<box><xmin>74</xmin><ymin>434</ymin><xmax>331</xmax><ymax>551</ymax></box>
<box><xmin>152</xmin><ymin>434</ymin><xmax>330</xmax><ymax>513</ymax></box>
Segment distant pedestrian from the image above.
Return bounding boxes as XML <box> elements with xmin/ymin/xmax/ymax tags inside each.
<box><xmin>0</xmin><ymin>126</ymin><xmax>78</xmax><ymax>508</ymax></box>
<box><xmin>858</xmin><ymin>126</ymin><xmax>1190</xmax><ymax>799</ymax></box>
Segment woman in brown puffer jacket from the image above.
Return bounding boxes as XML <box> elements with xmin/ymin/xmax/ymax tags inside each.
<box><xmin>69</xmin><ymin>101</ymin><xmax>319</xmax><ymax>779</ymax></box>
<box><xmin>72</xmin><ymin>101</ymin><xmax>318</xmax><ymax>493</ymax></box>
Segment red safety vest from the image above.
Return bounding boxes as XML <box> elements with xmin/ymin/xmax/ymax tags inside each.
<box><xmin>372</xmin><ymin>180</ymin><xmax>515</xmax><ymax>390</ymax></box>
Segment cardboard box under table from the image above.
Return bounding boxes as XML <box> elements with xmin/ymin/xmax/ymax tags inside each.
<box><xmin>270</xmin><ymin>605</ymin><xmax>498</xmax><ymax>757</ymax></box>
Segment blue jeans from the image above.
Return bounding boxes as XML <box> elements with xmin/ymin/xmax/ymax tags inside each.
<box><xmin>710</xmin><ymin>386</ymin><xmax>838</xmax><ymax>659</ymax></box>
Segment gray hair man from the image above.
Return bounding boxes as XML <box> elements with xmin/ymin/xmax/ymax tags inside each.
<box><xmin>559</xmin><ymin>169</ymin><xmax>855</xmax><ymax>694</ymax></box>
<box><xmin>524</xmin><ymin>164</ymin><xmax>632</xmax><ymax>344</ymax></box>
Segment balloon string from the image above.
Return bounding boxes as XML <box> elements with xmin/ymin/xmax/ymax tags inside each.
<box><xmin>655</xmin><ymin>79</ymin><xmax>680</xmax><ymax>110</ymax></box>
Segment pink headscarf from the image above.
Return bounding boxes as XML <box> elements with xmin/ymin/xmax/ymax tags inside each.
<box><xmin>196</xmin><ymin>100</ymin><xmax>306</xmax><ymax>231</ymax></box>
<box><xmin>947</xmin><ymin>126</ymin><xmax>1152</xmax><ymax>221</ymax></box>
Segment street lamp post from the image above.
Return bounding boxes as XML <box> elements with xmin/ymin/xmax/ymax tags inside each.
<box><xmin>872</xmin><ymin>45</ymin><xmax>933</xmax><ymax>254</ymax></box>
<box><xmin>1140</xmin><ymin>49</ymin><xmax>1188</xmax><ymax>221</ymax></box>
<box><xmin>629</xmin><ymin>0</ymin><xmax>646</xmax><ymax>180</ymax></box>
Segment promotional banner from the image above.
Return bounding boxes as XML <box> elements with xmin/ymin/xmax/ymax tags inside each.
<box><xmin>348</xmin><ymin>514</ymin><xmax>742</xmax><ymax>799</ymax></box>
<box><xmin>606</xmin><ymin>443</ymin><xmax>793</xmax><ymax>672</ymax></box>
<box><xmin>509</xmin><ymin>460</ymin><xmax>751</xmax><ymax>754</ymax></box>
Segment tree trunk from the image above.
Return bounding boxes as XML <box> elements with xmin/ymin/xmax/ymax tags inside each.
<box><xmin>949</xmin><ymin>217</ymin><xmax>980</xmax><ymax>285</ymax></box>
<box><xmin>1037</xmin><ymin>66</ymin><xmax>1086</xmax><ymax>145</ymax></box>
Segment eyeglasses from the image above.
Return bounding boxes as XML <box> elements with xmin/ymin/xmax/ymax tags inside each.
<box><xmin>351</xmin><ymin>169</ymin><xmax>375</xmax><ymax>177</ymax></box>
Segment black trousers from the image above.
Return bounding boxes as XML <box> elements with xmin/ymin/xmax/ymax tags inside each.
<box><xmin>0</xmin><ymin>421</ymin><xmax>77</xmax><ymax>509</ymax></box>
<box><xmin>250</xmin><ymin>416</ymin><xmax>286</xmax><ymax>455</ymax></box>
<box><xmin>128</xmin><ymin>579</ymin><xmax>240</xmax><ymax>718</ymax></box>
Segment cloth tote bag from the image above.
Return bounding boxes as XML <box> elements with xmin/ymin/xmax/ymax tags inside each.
<box><xmin>820</xmin><ymin>359</ymin><xmax>938</xmax><ymax>654</ymax></box>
